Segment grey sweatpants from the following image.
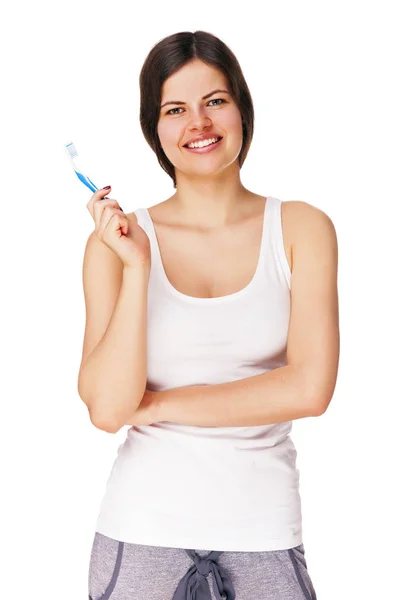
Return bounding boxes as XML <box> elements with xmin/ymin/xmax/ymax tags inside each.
<box><xmin>88</xmin><ymin>532</ymin><xmax>317</xmax><ymax>599</ymax></box>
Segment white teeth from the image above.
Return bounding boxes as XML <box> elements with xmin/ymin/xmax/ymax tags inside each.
<box><xmin>187</xmin><ymin>137</ymin><xmax>220</xmax><ymax>149</ymax></box>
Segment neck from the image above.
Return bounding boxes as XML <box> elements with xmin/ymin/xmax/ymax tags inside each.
<box><xmin>170</xmin><ymin>166</ymin><xmax>250</xmax><ymax>228</ymax></box>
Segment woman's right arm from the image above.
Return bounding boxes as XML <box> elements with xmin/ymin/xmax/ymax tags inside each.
<box><xmin>77</xmin><ymin>226</ymin><xmax>151</xmax><ymax>433</ymax></box>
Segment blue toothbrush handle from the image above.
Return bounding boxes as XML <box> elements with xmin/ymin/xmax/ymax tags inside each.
<box><xmin>76</xmin><ymin>172</ymin><xmax>123</xmax><ymax>211</ymax></box>
<box><xmin>76</xmin><ymin>171</ymin><xmax>98</xmax><ymax>193</ymax></box>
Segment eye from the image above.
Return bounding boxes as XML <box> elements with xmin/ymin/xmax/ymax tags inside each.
<box><xmin>166</xmin><ymin>98</ymin><xmax>226</xmax><ymax>115</ymax></box>
<box><xmin>208</xmin><ymin>98</ymin><xmax>225</xmax><ymax>107</ymax></box>
<box><xmin>166</xmin><ymin>107</ymin><xmax>183</xmax><ymax>116</ymax></box>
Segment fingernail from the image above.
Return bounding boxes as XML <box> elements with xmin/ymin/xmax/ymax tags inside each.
<box><xmin>103</xmin><ymin>185</ymin><xmax>111</xmax><ymax>190</ymax></box>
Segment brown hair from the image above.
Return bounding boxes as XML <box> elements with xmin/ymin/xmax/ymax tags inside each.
<box><xmin>139</xmin><ymin>30</ymin><xmax>255</xmax><ymax>188</ymax></box>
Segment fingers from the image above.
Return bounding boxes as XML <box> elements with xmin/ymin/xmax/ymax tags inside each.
<box><xmin>97</xmin><ymin>204</ymin><xmax>128</xmax><ymax>240</ymax></box>
<box><xmin>86</xmin><ymin>186</ymin><xmax>124</xmax><ymax>229</ymax></box>
<box><xmin>86</xmin><ymin>186</ymin><xmax>112</xmax><ymax>209</ymax></box>
<box><xmin>93</xmin><ymin>200</ymin><xmax>123</xmax><ymax>238</ymax></box>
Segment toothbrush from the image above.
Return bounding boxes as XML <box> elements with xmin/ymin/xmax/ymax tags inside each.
<box><xmin>64</xmin><ymin>141</ymin><xmax>123</xmax><ymax>209</ymax></box>
<box><xmin>64</xmin><ymin>141</ymin><xmax>99</xmax><ymax>192</ymax></box>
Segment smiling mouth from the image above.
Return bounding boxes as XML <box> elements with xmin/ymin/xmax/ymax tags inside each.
<box><xmin>184</xmin><ymin>136</ymin><xmax>223</xmax><ymax>148</ymax></box>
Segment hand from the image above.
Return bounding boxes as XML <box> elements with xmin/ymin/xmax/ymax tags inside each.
<box><xmin>124</xmin><ymin>388</ymin><xmax>162</xmax><ymax>426</ymax></box>
<box><xmin>86</xmin><ymin>186</ymin><xmax>151</xmax><ymax>269</ymax></box>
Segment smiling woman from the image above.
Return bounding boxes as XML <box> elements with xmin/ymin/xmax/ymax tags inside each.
<box><xmin>84</xmin><ymin>30</ymin><xmax>328</xmax><ymax>600</ymax></box>
<box><xmin>139</xmin><ymin>31</ymin><xmax>254</xmax><ymax>188</ymax></box>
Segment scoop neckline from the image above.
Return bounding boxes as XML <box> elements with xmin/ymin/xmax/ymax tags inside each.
<box><xmin>142</xmin><ymin>196</ymin><xmax>271</xmax><ymax>304</ymax></box>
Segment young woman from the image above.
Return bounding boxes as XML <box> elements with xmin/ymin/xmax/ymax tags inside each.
<box><xmin>79</xmin><ymin>30</ymin><xmax>339</xmax><ymax>600</ymax></box>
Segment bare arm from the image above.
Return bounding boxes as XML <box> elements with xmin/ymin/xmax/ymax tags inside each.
<box><xmin>79</xmin><ymin>265</ymin><xmax>150</xmax><ymax>432</ymax></box>
<box><xmin>77</xmin><ymin>223</ymin><xmax>150</xmax><ymax>433</ymax></box>
<box><xmin>177</xmin><ymin>367</ymin><xmax>317</xmax><ymax>426</ymax></box>
<box><xmin>127</xmin><ymin>366</ymin><xmax>315</xmax><ymax>427</ymax></box>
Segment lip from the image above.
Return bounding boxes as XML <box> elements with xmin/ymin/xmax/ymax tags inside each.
<box><xmin>184</xmin><ymin>134</ymin><xmax>222</xmax><ymax>146</ymax></box>
<box><xmin>183</xmin><ymin>137</ymin><xmax>223</xmax><ymax>154</ymax></box>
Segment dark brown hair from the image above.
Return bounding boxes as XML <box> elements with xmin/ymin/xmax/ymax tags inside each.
<box><xmin>139</xmin><ymin>31</ymin><xmax>255</xmax><ymax>188</ymax></box>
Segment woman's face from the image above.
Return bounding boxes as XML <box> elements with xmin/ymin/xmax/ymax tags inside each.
<box><xmin>157</xmin><ymin>59</ymin><xmax>243</xmax><ymax>180</ymax></box>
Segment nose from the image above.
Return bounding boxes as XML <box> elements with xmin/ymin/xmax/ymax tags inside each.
<box><xmin>188</xmin><ymin>109</ymin><xmax>212</xmax><ymax>131</ymax></box>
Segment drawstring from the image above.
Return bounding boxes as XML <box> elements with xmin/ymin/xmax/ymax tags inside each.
<box><xmin>172</xmin><ymin>549</ymin><xmax>236</xmax><ymax>599</ymax></box>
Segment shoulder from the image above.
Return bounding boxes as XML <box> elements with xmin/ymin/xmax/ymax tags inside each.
<box><xmin>282</xmin><ymin>199</ymin><xmax>337</xmax><ymax>246</ymax></box>
<box><xmin>282</xmin><ymin>199</ymin><xmax>334</xmax><ymax>223</ymax></box>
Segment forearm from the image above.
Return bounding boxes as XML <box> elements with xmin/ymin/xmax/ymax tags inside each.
<box><xmin>156</xmin><ymin>365</ymin><xmax>318</xmax><ymax>427</ymax></box>
<box><xmin>78</xmin><ymin>264</ymin><xmax>150</xmax><ymax>431</ymax></box>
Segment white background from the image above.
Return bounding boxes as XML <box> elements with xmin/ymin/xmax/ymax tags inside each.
<box><xmin>1</xmin><ymin>1</ymin><xmax>398</xmax><ymax>598</ymax></box>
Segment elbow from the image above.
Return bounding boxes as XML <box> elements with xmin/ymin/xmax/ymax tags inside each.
<box><xmin>89</xmin><ymin>410</ymin><xmax>120</xmax><ymax>434</ymax></box>
<box><xmin>308</xmin><ymin>374</ymin><xmax>337</xmax><ymax>416</ymax></box>
<box><xmin>295</xmin><ymin>367</ymin><xmax>334</xmax><ymax>417</ymax></box>
<box><xmin>78</xmin><ymin>382</ymin><xmax>122</xmax><ymax>433</ymax></box>
<box><xmin>308</xmin><ymin>391</ymin><xmax>331</xmax><ymax>416</ymax></box>
<box><xmin>78</xmin><ymin>377</ymin><xmax>145</xmax><ymax>433</ymax></box>
<box><xmin>81</xmin><ymin>392</ymin><xmax>122</xmax><ymax>434</ymax></box>
<box><xmin>90</xmin><ymin>415</ymin><xmax>121</xmax><ymax>433</ymax></box>
<box><xmin>88</xmin><ymin>396</ymin><xmax>140</xmax><ymax>434</ymax></box>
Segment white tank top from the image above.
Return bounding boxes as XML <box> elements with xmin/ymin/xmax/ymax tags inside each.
<box><xmin>95</xmin><ymin>196</ymin><xmax>303</xmax><ymax>551</ymax></box>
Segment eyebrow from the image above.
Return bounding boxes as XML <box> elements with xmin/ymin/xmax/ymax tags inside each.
<box><xmin>160</xmin><ymin>89</ymin><xmax>230</xmax><ymax>109</ymax></box>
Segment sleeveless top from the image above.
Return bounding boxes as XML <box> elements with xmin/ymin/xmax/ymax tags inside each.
<box><xmin>94</xmin><ymin>196</ymin><xmax>302</xmax><ymax>556</ymax></box>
